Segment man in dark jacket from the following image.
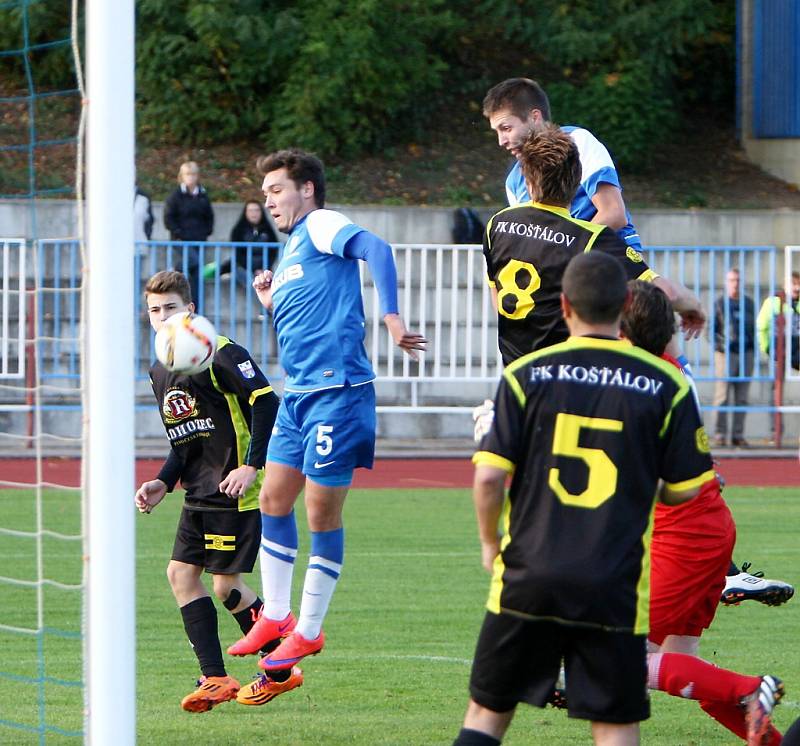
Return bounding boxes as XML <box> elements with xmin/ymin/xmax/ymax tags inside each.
<box><xmin>164</xmin><ymin>161</ymin><xmax>214</xmax><ymax>307</ymax></box>
<box><xmin>713</xmin><ymin>267</ymin><xmax>755</xmax><ymax>447</ymax></box>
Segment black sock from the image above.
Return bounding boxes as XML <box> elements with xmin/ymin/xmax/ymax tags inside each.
<box><xmin>453</xmin><ymin>728</ymin><xmax>501</xmax><ymax>745</ymax></box>
<box><xmin>728</xmin><ymin>561</ymin><xmax>740</xmax><ymax>576</ymax></box>
<box><xmin>180</xmin><ymin>596</ymin><xmax>226</xmax><ymax>678</ymax></box>
<box><xmin>230</xmin><ymin>597</ymin><xmax>290</xmax><ymax>683</ymax></box>
<box><xmin>232</xmin><ymin>597</ymin><xmax>262</xmax><ymax>635</ymax></box>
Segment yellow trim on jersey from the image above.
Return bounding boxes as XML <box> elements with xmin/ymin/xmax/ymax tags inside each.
<box><xmin>634</xmin><ymin>499</ymin><xmax>657</xmax><ymax>634</ymax></box>
<box><xmin>638</xmin><ymin>268</ymin><xmax>659</xmax><ymax>282</ymax></box>
<box><xmin>248</xmin><ymin>385</ymin><xmax>273</xmax><ymax>407</ymax></box>
<box><xmin>486</xmin><ymin>496</ymin><xmax>512</xmax><ymax>614</ymax></box>
<box><xmin>664</xmin><ymin>469</ymin><xmax>716</xmax><ymax>493</ymax></box>
<box><xmin>209</xmin><ymin>338</ymin><xmax>263</xmax><ymax>511</ymax></box>
<box><xmin>472</xmin><ymin>451</ymin><xmax>515</xmax><ymax>474</ymax></box>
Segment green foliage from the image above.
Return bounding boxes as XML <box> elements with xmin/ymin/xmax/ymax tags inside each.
<box><xmin>1</xmin><ymin>0</ymin><xmax>736</xmax><ymax>169</ymax></box>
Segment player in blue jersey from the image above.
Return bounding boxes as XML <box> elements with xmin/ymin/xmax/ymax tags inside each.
<box><xmin>226</xmin><ymin>148</ymin><xmax>426</xmax><ymax>675</ymax></box>
<box><xmin>483</xmin><ymin>77</ymin><xmax>641</xmax><ymax>251</ymax></box>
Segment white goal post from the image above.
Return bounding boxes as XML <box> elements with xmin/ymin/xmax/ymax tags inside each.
<box><xmin>85</xmin><ymin>1</ymin><xmax>136</xmax><ymax>743</ymax></box>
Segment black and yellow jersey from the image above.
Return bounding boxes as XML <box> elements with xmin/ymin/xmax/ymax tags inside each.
<box><xmin>149</xmin><ymin>336</ymin><xmax>276</xmax><ymax>511</ymax></box>
<box><xmin>473</xmin><ymin>335</ymin><xmax>714</xmax><ymax>634</ymax></box>
<box><xmin>483</xmin><ymin>201</ymin><xmax>656</xmax><ymax>365</ymax></box>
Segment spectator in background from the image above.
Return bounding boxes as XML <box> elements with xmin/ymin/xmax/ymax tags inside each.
<box><xmin>220</xmin><ymin>200</ymin><xmax>280</xmax><ymax>279</ymax></box>
<box><xmin>134</xmin><ymin>185</ymin><xmax>154</xmax><ymax>243</ymax></box>
<box><xmin>757</xmin><ymin>270</ymin><xmax>800</xmax><ymax>371</ymax></box>
<box><xmin>713</xmin><ymin>268</ymin><xmax>755</xmax><ymax>448</ymax></box>
<box><xmin>164</xmin><ymin>161</ymin><xmax>214</xmax><ymax>306</ymax></box>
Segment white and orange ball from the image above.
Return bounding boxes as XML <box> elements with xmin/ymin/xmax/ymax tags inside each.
<box><xmin>155</xmin><ymin>312</ymin><xmax>217</xmax><ymax>375</ymax></box>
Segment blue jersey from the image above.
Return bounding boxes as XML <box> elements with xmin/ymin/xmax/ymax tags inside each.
<box><xmin>505</xmin><ymin>125</ymin><xmax>642</xmax><ymax>251</ymax></box>
<box><xmin>271</xmin><ymin>209</ymin><xmax>376</xmax><ymax>393</ymax></box>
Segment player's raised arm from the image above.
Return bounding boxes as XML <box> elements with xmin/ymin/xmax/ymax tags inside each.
<box><xmin>343</xmin><ymin>231</ymin><xmax>427</xmax><ymax>359</ymax></box>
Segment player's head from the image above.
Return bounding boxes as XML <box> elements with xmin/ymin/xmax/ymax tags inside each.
<box><xmin>620</xmin><ymin>280</ymin><xmax>675</xmax><ymax>356</ymax></box>
<box><xmin>519</xmin><ymin>124</ymin><xmax>581</xmax><ymax>206</ymax></box>
<box><xmin>257</xmin><ymin>149</ymin><xmax>325</xmax><ymax>233</ymax></box>
<box><xmin>177</xmin><ymin>161</ymin><xmax>199</xmax><ymax>189</ymax></box>
<box><xmin>144</xmin><ymin>270</ymin><xmax>194</xmax><ymax>332</ymax></box>
<box><xmin>791</xmin><ymin>270</ymin><xmax>800</xmax><ymax>301</ymax></box>
<box><xmin>561</xmin><ymin>252</ymin><xmax>628</xmax><ymax>333</ymax></box>
<box><xmin>483</xmin><ymin>78</ymin><xmax>551</xmax><ymax>160</ymax></box>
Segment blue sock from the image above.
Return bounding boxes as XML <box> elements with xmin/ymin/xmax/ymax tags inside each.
<box><xmin>296</xmin><ymin>527</ymin><xmax>344</xmax><ymax>640</ymax></box>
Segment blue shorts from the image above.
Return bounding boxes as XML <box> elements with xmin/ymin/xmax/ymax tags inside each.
<box><xmin>267</xmin><ymin>383</ymin><xmax>376</xmax><ymax>486</ymax></box>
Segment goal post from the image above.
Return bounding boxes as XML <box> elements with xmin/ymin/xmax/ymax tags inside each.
<box><xmin>85</xmin><ymin>0</ymin><xmax>136</xmax><ymax>743</ymax></box>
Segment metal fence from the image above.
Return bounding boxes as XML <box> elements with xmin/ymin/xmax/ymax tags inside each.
<box><xmin>2</xmin><ymin>238</ymin><xmax>799</xmax><ymax>415</ymax></box>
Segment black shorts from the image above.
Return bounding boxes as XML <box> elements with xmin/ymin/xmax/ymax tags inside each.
<box><xmin>171</xmin><ymin>507</ymin><xmax>260</xmax><ymax>574</ymax></box>
<box><xmin>469</xmin><ymin>611</ymin><xmax>649</xmax><ymax>724</ymax></box>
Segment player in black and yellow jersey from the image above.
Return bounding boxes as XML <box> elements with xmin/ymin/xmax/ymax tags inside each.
<box><xmin>134</xmin><ymin>271</ymin><xmax>301</xmax><ymax>712</ymax></box>
<box><xmin>482</xmin><ymin>123</ymin><xmax>704</xmax><ymax>367</ymax></box>
<box><xmin>453</xmin><ymin>252</ymin><xmax>715</xmax><ymax>746</ymax></box>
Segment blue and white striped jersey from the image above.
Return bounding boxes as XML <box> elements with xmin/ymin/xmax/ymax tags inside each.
<box><xmin>271</xmin><ymin>209</ymin><xmax>376</xmax><ymax>393</ymax></box>
<box><xmin>505</xmin><ymin>125</ymin><xmax>642</xmax><ymax>251</ymax></box>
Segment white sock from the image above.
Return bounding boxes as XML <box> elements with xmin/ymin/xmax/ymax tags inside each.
<box><xmin>295</xmin><ymin>556</ymin><xmax>341</xmax><ymax>640</ymax></box>
<box><xmin>259</xmin><ymin>537</ymin><xmax>296</xmax><ymax>620</ymax></box>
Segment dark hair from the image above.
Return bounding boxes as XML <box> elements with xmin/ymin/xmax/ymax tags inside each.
<box><xmin>519</xmin><ymin>124</ymin><xmax>581</xmax><ymax>206</ymax></box>
<box><xmin>256</xmin><ymin>148</ymin><xmax>326</xmax><ymax>208</ymax></box>
<box><xmin>620</xmin><ymin>280</ymin><xmax>675</xmax><ymax>356</ymax></box>
<box><xmin>482</xmin><ymin>77</ymin><xmax>551</xmax><ymax>121</ymax></box>
<box><xmin>230</xmin><ymin>200</ymin><xmax>277</xmax><ymax>243</ymax></box>
<box><xmin>563</xmin><ymin>252</ymin><xmax>628</xmax><ymax>324</ymax></box>
<box><xmin>144</xmin><ymin>270</ymin><xmax>192</xmax><ymax>304</ymax></box>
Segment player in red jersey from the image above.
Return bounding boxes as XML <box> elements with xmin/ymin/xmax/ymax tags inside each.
<box><xmin>622</xmin><ymin>281</ymin><xmax>784</xmax><ymax>746</ymax></box>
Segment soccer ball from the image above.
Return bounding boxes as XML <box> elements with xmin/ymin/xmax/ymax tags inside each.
<box><xmin>155</xmin><ymin>312</ymin><xmax>217</xmax><ymax>375</ymax></box>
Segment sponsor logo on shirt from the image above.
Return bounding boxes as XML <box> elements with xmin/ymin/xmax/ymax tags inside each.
<box><xmin>695</xmin><ymin>426</ymin><xmax>710</xmax><ymax>454</ymax></box>
<box><xmin>238</xmin><ymin>360</ymin><xmax>255</xmax><ymax>379</ymax></box>
<box><xmin>272</xmin><ymin>263</ymin><xmax>304</xmax><ymax>292</ymax></box>
<box><xmin>162</xmin><ymin>388</ymin><xmax>198</xmax><ymax>424</ymax></box>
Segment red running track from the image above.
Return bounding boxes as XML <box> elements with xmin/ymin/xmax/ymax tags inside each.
<box><xmin>0</xmin><ymin>457</ymin><xmax>797</xmax><ymax>489</ymax></box>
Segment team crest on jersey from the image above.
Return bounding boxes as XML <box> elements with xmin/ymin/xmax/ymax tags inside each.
<box><xmin>162</xmin><ymin>387</ymin><xmax>198</xmax><ymax>424</ymax></box>
<box><xmin>237</xmin><ymin>360</ymin><xmax>255</xmax><ymax>379</ymax></box>
<box><xmin>695</xmin><ymin>426</ymin><xmax>711</xmax><ymax>454</ymax></box>
<box><xmin>626</xmin><ymin>247</ymin><xmax>644</xmax><ymax>263</ymax></box>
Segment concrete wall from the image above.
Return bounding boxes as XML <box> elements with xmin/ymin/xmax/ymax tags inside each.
<box><xmin>3</xmin><ymin>199</ymin><xmax>800</xmax><ymax>248</ymax></box>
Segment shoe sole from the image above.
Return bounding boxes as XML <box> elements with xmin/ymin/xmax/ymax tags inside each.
<box><xmin>181</xmin><ymin>691</ymin><xmax>238</xmax><ymax>713</ymax></box>
<box><xmin>721</xmin><ymin>586</ymin><xmax>794</xmax><ymax>606</ymax></box>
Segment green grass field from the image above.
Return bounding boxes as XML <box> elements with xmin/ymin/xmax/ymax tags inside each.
<box><xmin>0</xmin><ymin>484</ymin><xmax>798</xmax><ymax>745</ymax></box>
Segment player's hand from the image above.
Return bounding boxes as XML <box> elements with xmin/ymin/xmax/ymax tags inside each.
<box><xmin>679</xmin><ymin>307</ymin><xmax>706</xmax><ymax>340</ymax></box>
<box><xmin>252</xmin><ymin>270</ymin><xmax>274</xmax><ymax>310</ymax></box>
<box><xmin>472</xmin><ymin>399</ymin><xmax>495</xmax><ymax>442</ymax></box>
<box><xmin>383</xmin><ymin>314</ymin><xmax>427</xmax><ymax>360</ymax></box>
<box><xmin>219</xmin><ymin>465</ymin><xmax>258</xmax><ymax>498</ymax></box>
<box><xmin>134</xmin><ymin>479</ymin><xmax>167</xmax><ymax>514</ymax></box>
<box><xmin>480</xmin><ymin>538</ymin><xmax>500</xmax><ymax>574</ymax></box>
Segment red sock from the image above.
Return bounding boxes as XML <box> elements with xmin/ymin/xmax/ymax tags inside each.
<box><xmin>649</xmin><ymin>652</ymin><xmax>760</xmax><ymax>703</ymax></box>
<box><xmin>699</xmin><ymin>700</ymin><xmax>747</xmax><ymax>739</ymax></box>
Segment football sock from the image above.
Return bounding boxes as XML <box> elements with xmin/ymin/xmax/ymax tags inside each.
<box><xmin>260</xmin><ymin>511</ymin><xmax>298</xmax><ymax>620</ymax></box>
<box><xmin>452</xmin><ymin>728</ymin><xmax>502</xmax><ymax>745</ymax></box>
<box><xmin>296</xmin><ymin>527</ymin><xmax>343</xmax><ymax>641</ymax></box>
<box><xmin>232</xmin><ymin>596</ymin><xmax>262</xmax><ymax>634</ymax></box>
<box><xmin>648</xmin><ymin>652</ymin><xmax>761</xmax><ymax>703</ymax></box>
<box><xmin>698</xmin><ymin>700</ymin><xmax>781</xmax><ymax>744</ymax></box>
<box><xmin>180</xmin><ymin>596</ymin><xmax>226</xmax><ymax>678</ymax></box>
<box><xmin>728</xmin><ymin>561</ymin><xmax>740</xmax><ymax>575</ymax></box>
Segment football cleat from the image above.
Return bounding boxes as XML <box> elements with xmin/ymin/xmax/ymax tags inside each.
<box><xmin>259</xmin><ymin>630</ymin><xmax>325</xmax><ymax>671</ymax></box>
<box><xmin>721</xmin><ymin>563</ymin><xmax>795</xmax><ymax>606</ymax></box>
<box><xmin>236</xmin><ymin>667</ymin><xmax>303</xmax><ymax>706</ymax></box>
<box><xmin>180</xmin><ymin>675</ymin><xmax>240</xmax><ymax>713</ymax></box>
<box><xmin>743</xmin><ymin>675</ymin><xmax>784</xmax><ymax>746</ymax></box>
<box><xmin>227</xmin><ymin>609</ymin><xmax>297</xmax><ymax>656</ymax></box>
